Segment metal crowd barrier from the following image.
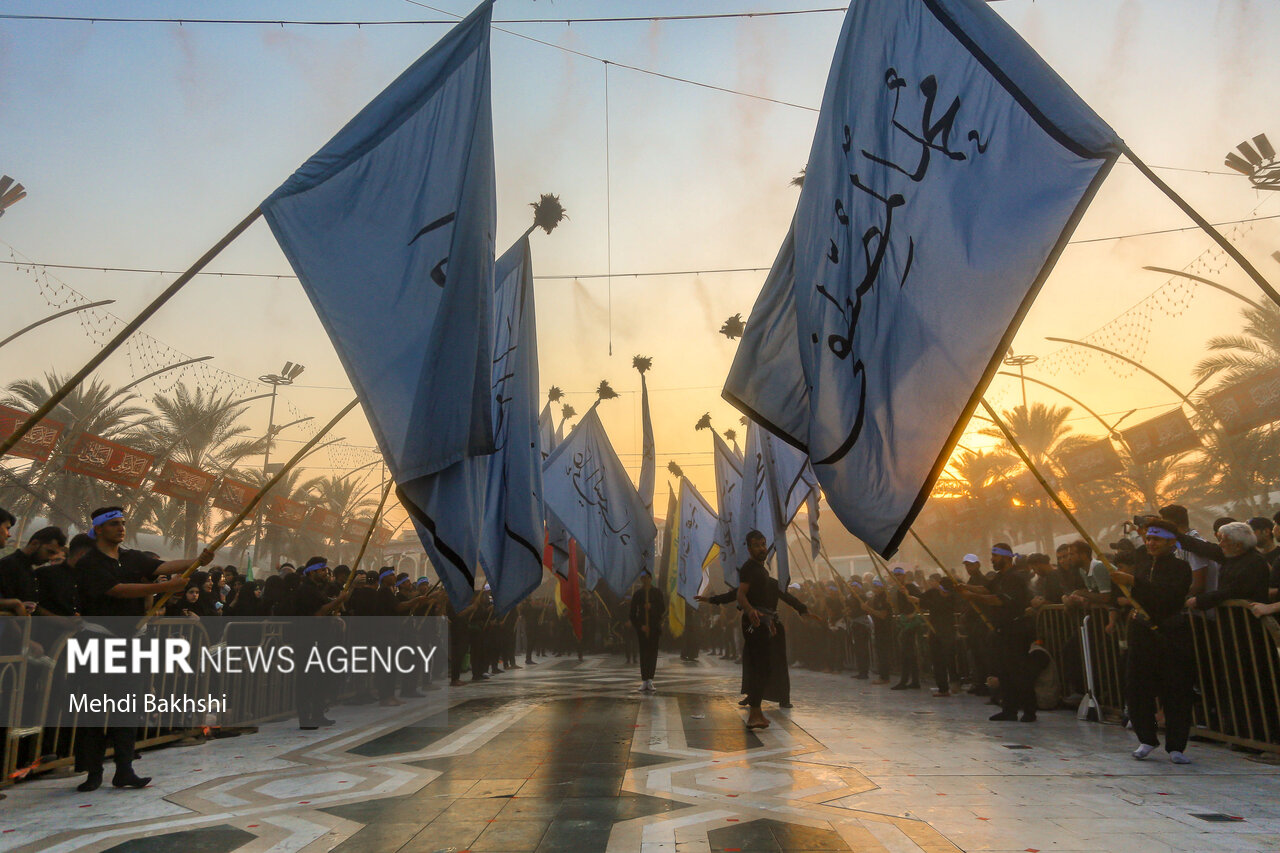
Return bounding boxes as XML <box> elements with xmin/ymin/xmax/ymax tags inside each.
<box><xmin>1</xmin><ymin>613</ymin><xmax>450</xmax><ymax>788</ymax></box>
<box><xmin>1035</xmin><ymin>601</ymin><xmax>1280</xmax><ymax>752</ymax></box>
<box><xmin>1187</xmin><ymin>601</ymin><xmax>1280</xmax><ymax>752</ymax></box>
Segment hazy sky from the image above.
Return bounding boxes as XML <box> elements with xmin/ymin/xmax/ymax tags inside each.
<box><xmin>3</xmin><ymin>0</ymin><xmax>1278</xmax><ymax>534</ymax></box>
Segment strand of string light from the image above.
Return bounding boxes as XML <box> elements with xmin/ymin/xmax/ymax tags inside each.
<box><xmin>3</xmin><ymin>245</ymin><xmax>383</xmax><ymax>472</ymax></box>
<box><xmin>4</xmin><ymin>212</ymin><xmax>1275</xmax><ymax>284</ymax></box>
<box><xmin>1039</xmin><ymin>193</ymin><xmax>1280</xmax><ymax>380</ymax></box>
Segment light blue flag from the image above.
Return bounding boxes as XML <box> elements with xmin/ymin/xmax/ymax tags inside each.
<box><xmin>734</xmin><ymin>422</ymin><xmax>788</xmax><ymax>585</ymax></box>
<box><xmin>477</xmin><ymin>236</ymin><xmax>545</xmax><ymax>615</ymax></box>
<box><xmin>538</xmin><ymin>402</ymin><xmax>555</xmax><ymax>461</ymax></box>
<box><xmin>677</xmin><ymin>477</ymin><xmax>717</xmax><ymax>608</ymax></box>
<box><xmin>542</xmin><ymin>405</ymin><xmax>657</xmax><ymax>596</ymax></box>
<box><xmin>724</xmin><ymin>0</ymin><xmax>1120</xmax><ymax>556</ymax></box>
<box><xmin>261</xmin><ymin>2</ymin><xmax>497</xmax><ymax>605</ymax></box>
<box><xmin>711</xmin><ymin>431</ymin><xmax>743</xmax><ymax>585</ymax></box>
<box><xmin>264</xmin><ymin>1</ymin><xmax>496</xmax><ymax>480</ymax></box>
<box><xmin>762</xmin><ymin>429</ymin><xmax>817</xmax><ymax>527</ymax></box>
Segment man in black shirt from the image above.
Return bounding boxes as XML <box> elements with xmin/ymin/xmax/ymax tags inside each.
<box><xmin>1249</xmin><ymin>517</ymin><xmax>1280</xmax><ymax>602</ymax></box>
<box><xmin>0</xmin><ymin>526</ymin><xmax>67</xmax><ymax>650</ymax></box>
<box><xmin>961</xmin><ymin>543</ymin><xmax>1036</xmax><ymax>722</ymax></box>
<box><xmin>292</xmin><ymin>557</ymin><xmax>351</xmax><ymax>727</ymax></box>
<box><xmin>74</xmin><ymin>506</ymin><xmax>212</xmax><ymax>792</ymax></box>
<box><xmin>0</xmin><ymin>525</ymin><xmax>65</xmax><ymax>606</ymax></box>
<box><xmin>1109</xmin><ymin>522</ymin><xmax>1193</xmax><ymax>764</ymax></box>
<box><xmin>919</xmin><ymin>575</ymin><xmax>957</xmax><ymax>697</ymax></box>
<box><xmin>629</xmin><ymin>571</ymin><xmax>665</xmax><ymax>693</ymax></box>
<box><xmin>37</xmin><ymin>532</ymin><xmax>91</xmax><ymax>619</ymax></box>
<box><xmin>732</xmin><ymin>530</ymin><xmax>810</xmax><ymax>729</ymax></box>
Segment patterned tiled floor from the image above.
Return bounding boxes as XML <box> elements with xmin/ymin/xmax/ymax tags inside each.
<box><xmin>2</xmin><ymin>653</ymin><xmax>1278</xmax><ymax>852</ymax></box>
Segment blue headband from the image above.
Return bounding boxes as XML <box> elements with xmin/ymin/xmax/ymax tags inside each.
<box><xmin>379</xmin><ymin>568</ymin><xmax>396</xmax><ymax>579</ymax></box>
<box><xmin>303</xmin><ymin>563</ymin><xmax>327</xmax><ymax>574</ymax></box>
<box><xmin>396</xmin><ymin>576</ymin><xmax>411</xmax><ymax>586</ymax></box>
<box><xmin>416</xmin><ymin>577</ymin><xmax>430</xmax><ymax>585</ymax></box>
<box><xmin>991</xmin><ymin>547</ymin><xmax>1014</xmax><ymax>557</ymax></box>
<box><xmin>87</xmin><ymin>509</ymin><xmax>124</xmax><ymax>539</ymax></box>
<box><xmin>892</xmin><ymin>567</ymin><xmax>906</xmax><ymax>575</ymax></box>
<box><xmin>1146</xmin><ymin>527</ymin><xmax>1177</xmax><ymax>540</ymax></box>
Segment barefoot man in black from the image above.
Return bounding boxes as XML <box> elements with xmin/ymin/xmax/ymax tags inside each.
<box><xmin>731</xmin><ymin>530</ymin><xmax>810</xmax><ymax>730</ymax></box>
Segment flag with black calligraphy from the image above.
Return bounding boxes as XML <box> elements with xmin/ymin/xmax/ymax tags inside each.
<box><xmin>724</xmin><ymin>0</ymin><xmax>1120</xmax><ymax>555</ymax></box>
<box><xmin>542</xmin><ymin>405</ymin><xmax>657</xmax><ymax>596</ymax></box>
<box><xmin>262</xmin><ymin>2</ymin><xmax>497</xmax><ymax>605</ymax></box>
<box><xmin>733</xmin><ymin>422</ymin><xmax>790</xmax><ymax>587</ymax></box>
<box><xmin>677</xmin><ymin>477</ymin><xmax>718</xmax><ymax>607</ymax></box>
<box><xmin>474</xmin><ymin>236</ymin><xmax>545</xmax><ymax>614</ymax></box>
<box><xmin>711</xmin><ymin>431</ymin><xmax>743</xmax><ymax>585</ymax></box>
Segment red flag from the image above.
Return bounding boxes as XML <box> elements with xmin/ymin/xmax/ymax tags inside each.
<box><xmin>543</xmin><ymin>526</ymin><xmax>554</xmax><ymax>572</ymax></box>
<box><xmin>63</xmin><ymin>433</ymin><xmax>154</xmax><ymax>488</ymax></box>
<box><xmin>0</xmin><ymin>405</ymin><xmax>65</xmax><ymax>462</ymax></box>
<box><xmin>562</xmin><ymin>539</ymin><xmax>583</xmax><ymax>640</ymax></box>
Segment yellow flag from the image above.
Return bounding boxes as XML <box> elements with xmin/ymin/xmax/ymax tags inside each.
<box><xmin>666</xmin><ymin>497</ymin><xmax>684</xmax><ymax>637</ymax></box>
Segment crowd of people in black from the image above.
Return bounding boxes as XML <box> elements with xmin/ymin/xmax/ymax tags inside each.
<box><xmin>3</xmin><ymin>501</ymin><xmax>1279</xmax><ymax>795</ymax></box>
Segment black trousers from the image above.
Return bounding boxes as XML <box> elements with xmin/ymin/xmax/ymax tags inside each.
<box><xmin>994</xmin><ymin>623</ymin><xmax>1036</xmax><ymax>715</ymax></box>
<box><xmin>895</xmin><ymin>623</ymin><xmax>920</xmax><ymax>685</ymax></box>
<box><xmin>1128</xmin><ymin>621</ymin><xmax>1193</xmax><ymax>753</ymax></box>
<box><xmin>75</xmin><ymin>726</ymin><xmax>135</xmax><ymax>774</ymax></box>
<box><xmin>743</xmin><ymin>625</ymin><xmax>773</xmax><ymax>707</ymax></box>
<box><xmin>873</xmin><ymin>619</ymin><xmax>894</xmax><ymax>680</ymax></box>
<box><xmin>929</xmin><ymin>632</ymin><xmax>955</xmax><ymax>691</ymax></box>
<box><xmin>966</xmin><ymin>619</ymin><xmax>991</xmax><ymax>687</ymax></box>
<box><xmin>850</xmin><ymin>621</ymin><xmax>871</xmax><ymax>676</ymax></box>
<box><xmin>637</xmin><ymin>631</ymin><xmax>660</xmax><ymax>680</ymax></box>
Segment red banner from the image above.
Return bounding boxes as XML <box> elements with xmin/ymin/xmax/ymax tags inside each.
<box><xmin>371</xmin><ymin>524</ymin><xmax>392</xmax><ymax>547</ymax></box>
<box><xmin>0</xmin><ymin>404</ymin><xmax>65</xmax><ymax>462</ymax></box>
<box><xmin>303</xmin><ymin>505</ymin><xmax>341</xmax><ymax>537</ymax></box>
<box><xmin>1206</xmin><ymin>367</ymin><xmax>1280</xmax><ymax>435</ymax></box>
<box><xmin>1058</xmin><ymin>438</ymin><xmax>1123</xmax><ymax>482</ymax></box>
<box><xmin>152</xmin><ymin>460</ymin><xmax>216</xmax><ymax>503</ymax></box>
<box><xmin>211</xmin><ymin>477</ymin><xmax>256</xmax><ymax>513</ymax></box>
<box><xmin>1121</xmin><ymin>408</ymin><xmax>1201</xmax><ymax>464</ymax></box>
<box><xmin>63</xmin><ymin>433</ymin><xmax>154</xmax><ymax>488</ymax></box>
<box><xmin>341</xmin><ymin>518</ymin><xmax>367</xmax><ymax>543</ymax></box>
<box><xmin>265</xmin><ymin>495</ymin><xmax>307</xmax><ymax>530</ymax></box>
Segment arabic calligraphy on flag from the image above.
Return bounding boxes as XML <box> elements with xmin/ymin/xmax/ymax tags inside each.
<box><xmin>724</xmin><ymin>0</ymin><xmax>1121</xmax><ymax>556</ymax></box>
<box><xmin>542</xmin><ymin>406</ymin><xmax>656</xmax><ymax>596</ymax></box>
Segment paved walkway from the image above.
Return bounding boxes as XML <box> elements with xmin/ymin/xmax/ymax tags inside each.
<box><xmin>2</xmin><ymin>654</ymin><xmax>1278</xmax><ymax>853</ymax></box>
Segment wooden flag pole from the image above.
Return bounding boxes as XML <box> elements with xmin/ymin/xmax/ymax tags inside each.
<box><xmin>866</xmin><ymin>545</ymin><xmax>935</xmax><ymax>636</ymax></box>
<box><xmin>138</xmin><ymin>395</ymin><xmax>357</xmax><ymax>627</ymax></box>
<box><xmin>907</xmin><ymin>529</ymin><xmax>995</xmax><ymax>631</ymax></box>
<box><xmin>979</xmin><ymin>398</ymin><xmax>1148</xmax><ymax>620</ymax></box>
<box><xmin>1123</xmin><ymin>146</ymin><xmax>1280</xmax><ymax>309</ymax></box>
<box><xmin>342</xmin><ymin>477</ymin><xmax>396</xmax><ymax>593</ymax></box>
<box><xmin>0</xmin><ymin>208</ymin><xmax>263</xmax><ymax>461</ymax></box>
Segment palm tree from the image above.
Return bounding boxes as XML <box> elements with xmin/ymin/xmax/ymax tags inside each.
<box><xmin>2</xmin><ymin>373</ymin><xmax>149</xmax><ymax>532</ymax></box>
<box><xmin>141</xmin><ymin>384</ymin><xmax>266</xmax><ymax>557</ymax></box>
<box><xmin>1194</xmin><ymin>303</ymin><xmax>1280</xmax><ymax>384</ymax></box>
<box><xmin>307</xmin><ymin>473</ymin><xmax>379</xmax><ymax>561</ymax></box>
<box><xmin>222</xmin><ymin>466</ymin><xmax>324</xmax><ymax>572</ymax></box>
<box><xmin>940</xmin><ymin>448</ymin><xmax>1018</xmax><ymax>549</ymax></box>
<box><xmin>980</xmin><ymin>403</ymin><xmax>1093</xmax><ymax>552</ymax></box>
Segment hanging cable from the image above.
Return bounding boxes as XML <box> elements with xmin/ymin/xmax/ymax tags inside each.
<box><xmin>6</xmin><ymin>212</ymin><xmax>1275</xmax><ymax>283</ymax></box>
<box><xmin>604</xmin><ymin>61</ymin><xmax>614</xmax><ymax>357</ymax></box>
